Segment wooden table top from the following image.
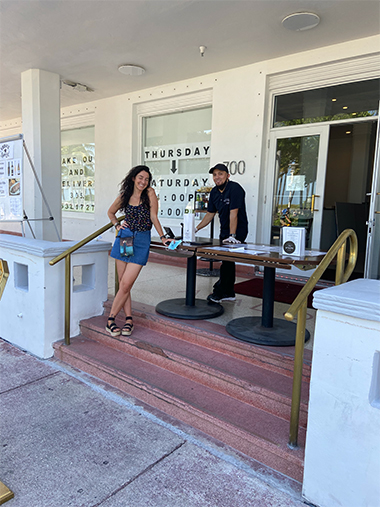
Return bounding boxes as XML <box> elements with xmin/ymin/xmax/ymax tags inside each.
<box><xmin>151</xmin><ymin>238</ymin><xmax>326</xmax><ymax>271</ymax></box>
<box><xmin>196</xmin><ymin>243</ymin><xmax>326</xmax><ymax>270</ymax></box>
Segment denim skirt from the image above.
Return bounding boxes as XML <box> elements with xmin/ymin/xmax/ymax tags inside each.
<box><xmin>110</xmin><ymin>228</ymin><xmax>151</xmax><ymax>266</ymax></box>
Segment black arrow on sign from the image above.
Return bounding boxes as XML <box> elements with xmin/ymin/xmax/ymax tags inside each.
<box><xmin>170</xmin><ymin>160</ymin><xmax>177</xmax><ymax>174</ymax></box>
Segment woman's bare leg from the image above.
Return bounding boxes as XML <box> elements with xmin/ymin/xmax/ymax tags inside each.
<box><xmin>109</xmin><ymin>261</ymin><xmax>143</xmax><ymax>318</ymax></box>
<box><xmin>114</xmin><ymin>260</ymin><xmax>131</xmax><ymax>317</ymax></box>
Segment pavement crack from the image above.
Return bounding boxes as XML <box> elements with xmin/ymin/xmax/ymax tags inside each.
<box><xmin>91</xmin><ymin>440</ymin><xmax>186</xmax><ymax>506</ymax></box>
<box><xmin>0</xmin><ymin>371</ymin><xmax>59</xmax><ymax>395</ymax></box>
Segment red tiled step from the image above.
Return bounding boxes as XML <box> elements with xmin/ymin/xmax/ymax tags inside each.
<box><xmin>53</xmin><ymin>335</ymin><xmax>305</xmax><ymax>482</ymax></box>
<box><xmin>80</xmin><ymin>314</ymin><xmax>309</xmax><ymax>427</ymax></box>
<box><xmin>104</xmin><ymin>300</ymin><xmax>312</xmax><ymax>381</ymax></box>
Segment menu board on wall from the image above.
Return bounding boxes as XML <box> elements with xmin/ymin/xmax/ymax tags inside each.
<box><xmin>61</xmin><ymin>143</ymin><xmax>95</xmax><ymax>213</ymax></box>
<box><xmin>0</xmin><ymin>136</ymin><xmax>23</xmax><ymax>221</ymax></box>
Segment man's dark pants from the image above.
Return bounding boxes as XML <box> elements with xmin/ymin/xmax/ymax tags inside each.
<box><xmin>213</xmin><ymin>260</ymin><xmax>236</xmax><ymax>296</ymax></box>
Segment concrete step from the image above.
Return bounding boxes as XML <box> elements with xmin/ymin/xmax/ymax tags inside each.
<box><xmin>53</xmin><ymin>335</ymin><xmax>305</xmax><ymax>482</ymax></box>
<box><xmin>79</xmin><ymin>314</ymin><xmax>309</xmax><ymax>427</ymax></box>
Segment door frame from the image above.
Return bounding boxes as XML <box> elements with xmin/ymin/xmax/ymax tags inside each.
<box><xmin>364</xmin><ymin>111</ymin><xmax>380</xmax><ymax>279</ymax></box>
<box><xmin>266</xmin><ymin>124</ymin><xmax>330</xmax><ymax>249</ymax></box>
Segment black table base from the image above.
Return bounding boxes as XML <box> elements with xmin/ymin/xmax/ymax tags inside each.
<box><xmin>156</xmin><ymin>298</ymin><xmax>224</xmax><ymax>320</ymax></box>
<box><xmin>226</xmin><ymin>316</ymin><xmax>310</xmax><ymax>347</ymax></box>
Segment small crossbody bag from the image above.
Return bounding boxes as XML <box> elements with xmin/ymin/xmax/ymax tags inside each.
<box><xmin>119</xmin><ymin>236</ymin><xmax>134</xmax><ymax>257</ymax></box>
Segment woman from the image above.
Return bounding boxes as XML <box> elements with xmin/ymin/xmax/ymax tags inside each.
<box><xmin>106</xmin><ymin>165</ymin><xmax>171</xmax><ymax>337</ymax></box>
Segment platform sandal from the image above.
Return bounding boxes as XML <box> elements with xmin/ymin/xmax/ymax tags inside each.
<box><xmin>121</xmin><ymin>316</ymin><xmax>134</xmax><ymax>336</ymax></box>
<box><xmin>105</xmin><ymin>316</ymin><xmax>121</xmax><ymax>337</ymax></box>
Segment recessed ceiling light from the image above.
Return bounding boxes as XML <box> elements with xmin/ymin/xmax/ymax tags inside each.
<box><xmin>282</xmin><ymin>12</ymin><xmax>320</xmax><ymax>31</ymax></box>
<box><xmin>346</xmin><ymin>131</ymin><xmax>352</xmax><ymax>135</ymax></box>
<box><xmin>343</xmin><ymin>106</ymin><xmax>348</xmax><ymax>110</ymax></box>
<box><xmin>332</xmin><ymin>98</ymin><xmax>337</xmax><ymax>102</ymax></box>
<box><xmin>118</xmin><ymin>64</ymin><xmax>145</xmax><ymax>76</ymax></box>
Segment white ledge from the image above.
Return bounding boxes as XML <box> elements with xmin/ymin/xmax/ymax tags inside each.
<box><xmin>313</xmin><ymin>279</ymin><xmax>380</xmax><ymax>322</ymax></box>
<box><xmin>0</xmin><ymin>234</ymin><xmax>112</xmax><ymax>258</ymax></box>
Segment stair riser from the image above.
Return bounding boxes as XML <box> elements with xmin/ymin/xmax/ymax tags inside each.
<box><xmin>103</xmin><ymin>302</ymin><xmax>311</xmax><ymax>381</ymax></box>
<box><xmin>80</xmin><ymin>322</ymin><xmax>308</xmax><ymax>427</ymax></box>
<box><xmin>54</xmin><ymin>343</ymin><xmax>304</xmax><ymax>483</ymax></box>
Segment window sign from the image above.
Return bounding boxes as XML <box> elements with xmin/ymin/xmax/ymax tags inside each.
<box><xmin>143</xmin><ymin>107</ymin><xmax>212</xmax><ymax>219</ymax></box>
<box><xmin>286</xmin><ymin>174</ymin><xmax>305</xmax><ymax>192</ymax></box>
<box><xmin>153</xmin><ymin>172</ymin><xmax>211</xmax><ymax>219</ymax></box>
<box><xmin>61</xmin><ymin>126</ymin><xmax>95</xmax><ymax>213</ymax></box>
<box><xmin>0</xmin><ymin>135</ymin><xmax>23</xmax><ymax>221</ymax></box>
<box><xmin>144</xmin><ymin>142</ymin><xmax>210</xmax><ymax>162</ymax></box>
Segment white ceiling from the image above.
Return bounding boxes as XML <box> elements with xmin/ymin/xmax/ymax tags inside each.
<box><xmin>0</xmin><ymin>0</ymin><xmax>379</xmax><ymax>122</ymax></box>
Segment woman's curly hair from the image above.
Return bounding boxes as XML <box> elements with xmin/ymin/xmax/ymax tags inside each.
<box><xmin>119</xmin><ymin>165</ymin><xmax>152</xmax><ymax>211</ymax></box>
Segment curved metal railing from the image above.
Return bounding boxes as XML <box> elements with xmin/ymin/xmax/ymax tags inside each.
<box><xmin>49</xmin><ymin>216</ymin><xmax>125</xmax><ymax>345</ymax></box>
<box><xmin>285</xmin><ymin>229</ymin><xmax>358</xmax><ymax>448</ymax></box>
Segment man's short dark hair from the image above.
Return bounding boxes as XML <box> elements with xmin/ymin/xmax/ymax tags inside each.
<box><xmin>209</xmin><ymin>163</ymin><xmax>229</xmax><ymax>174</ymax></box>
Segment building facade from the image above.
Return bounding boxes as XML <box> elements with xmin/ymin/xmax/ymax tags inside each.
<box><xmin>1</xmin><ymin>35</ymin><xmax>379</xmax><ymax>278</ymax></box>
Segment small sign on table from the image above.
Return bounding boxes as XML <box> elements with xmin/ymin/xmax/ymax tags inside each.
<box><xmin>282</xmin><ymin>227</ymin><xmax>306</xmax><ymax>256</ymax></box>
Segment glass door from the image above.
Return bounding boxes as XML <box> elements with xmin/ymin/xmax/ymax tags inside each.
<box><xmin>269</xmin><ymin>126</ymin><xmax>329</xmax><ymax>250</ymax></box>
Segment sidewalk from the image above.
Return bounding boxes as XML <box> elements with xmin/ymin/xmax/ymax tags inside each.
<box><xmin>0</xmin><ymin>338</ymin><xmax>307</xmax><ymax>507</ymax></box>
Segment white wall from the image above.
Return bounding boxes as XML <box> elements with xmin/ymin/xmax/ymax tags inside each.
<box><xmin>0</xmin><ymin>234</ymin><xmax>112</xmax><ymax>358</ymax></box>
<box><xmin>1</xmin><ymin>35</ymin><xmax>378</xmax><ymax>245</ymax></box>
<box><xmin>303</xmin><ymin>279</ymin><xmax>380</xmax><ymax>507</ymax></box>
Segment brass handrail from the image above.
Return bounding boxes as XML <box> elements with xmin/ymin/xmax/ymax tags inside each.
<box><xmin>285</xmin><ymin>229</ymin><xmax>358</xmax><ymax>448</ymax></box>
<box><xmin>49</xmin><ymin>216</ymin><xmax>125</xmax><ymax>345</ymax></box>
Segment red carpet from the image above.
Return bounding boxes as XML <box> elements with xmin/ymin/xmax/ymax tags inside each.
<box><xmin>234</xmin><ymin>277</ymin><xmax>328</xmax><ymax>309</ymax></box>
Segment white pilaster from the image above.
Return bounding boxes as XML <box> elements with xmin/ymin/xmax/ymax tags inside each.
<box><xmin>21</xmin><ymin>69</ymin><xmax>61</xmax><ymax>241</ymax></box>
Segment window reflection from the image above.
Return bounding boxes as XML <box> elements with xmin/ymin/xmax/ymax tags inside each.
<box><xmin>274</xmin><ymin>79</ymin><xmax>379</xmax><ymax>127</ymax></box>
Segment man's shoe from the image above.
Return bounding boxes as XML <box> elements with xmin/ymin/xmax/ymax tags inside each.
<box><xmin>219</xmin><ymin>294</ymin><xmax>236</xmax><ymax>301</ymax></box>
<box><xmin>207</xmin><ymin>293</ymin><xmax>221</xmax><ymax>303</ymax></box>
<box><xmin>207</xmin><ymin>293</ymin><xmax>236</xmax><ymax>303</ymax></box>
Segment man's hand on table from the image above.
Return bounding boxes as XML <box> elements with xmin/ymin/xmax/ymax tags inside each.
<box><xmin>223</xmin><ymin>236</ymin><xmax>241</xmax><ymax>244</ymax></box>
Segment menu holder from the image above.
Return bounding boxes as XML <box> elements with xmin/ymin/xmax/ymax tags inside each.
<box><xmin>282</xmin><ymin>227</ymin><xmax>306</xmax><ymax>256</ymax></box>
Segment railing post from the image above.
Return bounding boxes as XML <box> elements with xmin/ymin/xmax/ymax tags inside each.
<box><xmin>64</xmin><ymin>254</ymin><xmax>71</xmax><ymax>345</ymax></box>
<box><xmin>288</xmin><ymin>299</ymin><xmax>307</xmax><ymax>448</ymax></box>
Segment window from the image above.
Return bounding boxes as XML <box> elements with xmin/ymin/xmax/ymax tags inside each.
<box><xmin>61</xmin><ymin>126</ymin><xmax>95</xmax><ymax>213</ymax></box>
<box><xmin>274</xmin><ymin>79</ymin><xmax>380</xmax><ymax>128</ymax></box>
<box><xmin>143</xmin><ymin>107</ymin><xmax>212</xmax><ymax>219</ymax></box>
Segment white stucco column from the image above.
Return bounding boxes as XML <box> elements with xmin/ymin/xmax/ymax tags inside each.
<box><xmin>21</xmin><ymin>69</ymin><xmax>61</xmax><ymax>241</ymax></box>
<box><xmin>303</xmin><ymin>279</ymin><xmax>380</xmax><ymax>507</ymax></box>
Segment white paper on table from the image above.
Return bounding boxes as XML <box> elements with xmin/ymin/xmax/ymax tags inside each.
<box><xmin>242</xmin><ymin>249</ymin><xmax>266</xmax><ymax>255</ymax></box>
<box><xmin>306</xmin><ymin>249</ymin><xmax>327</xmax><ymax>256</ymax></box>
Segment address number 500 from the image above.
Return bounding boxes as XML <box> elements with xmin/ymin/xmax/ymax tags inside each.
<box><xmin>223</xmin><ymin>160</ymin><xmax>246</xmax><ymax>175</ymax></box>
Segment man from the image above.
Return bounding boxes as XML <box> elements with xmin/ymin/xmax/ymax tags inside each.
<box><xmin>195</xmin><ymin>163</ymin><xmax>248</xmax><ymax>303</ymax></box>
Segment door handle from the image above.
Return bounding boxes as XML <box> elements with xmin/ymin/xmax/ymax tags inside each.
<box><xmin>311</xmin><ymin>194</ymin><xmax>320</xmax><ymax>213</ymax></box>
